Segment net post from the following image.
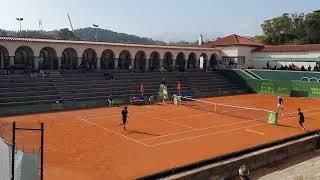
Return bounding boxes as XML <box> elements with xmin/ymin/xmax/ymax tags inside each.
<box><xmin>40</xmin><ymin>122</ymin><xmax>44</xmax><ymax>180</ymax></box>
<box><xmin>214</xmin><ymin>103</ymin><xmax>217</xmax><ymax>112</ymax></box>
<box><xmin>11</xmin><ymin>121</ymin><xmax>16</xmax><ymax>180</ymax></box>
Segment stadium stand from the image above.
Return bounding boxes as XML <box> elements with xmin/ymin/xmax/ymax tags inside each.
<box><xmin>0</xmin><ymin>71</ymin><xmax>246</xmax><ymax>114</ymax></box>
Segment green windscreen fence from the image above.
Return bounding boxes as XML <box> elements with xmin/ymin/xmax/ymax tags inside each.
<box><xmin>246</xmin><ymin>79</ymin><xmax>320</xmax><ymax>98</ymax></box>
<box><xmin>0</xmin><ymin>97</ymin><xmax>130</xmax><ymax>116</ymax></box>
<box><xmin>250</xmin><ymin>70</ymin><xmax>320</xmax><ymax>81</ymax></box>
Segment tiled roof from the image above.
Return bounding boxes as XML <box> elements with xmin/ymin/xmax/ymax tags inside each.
<box><xmin>0</xmin><ymin>36</ymin><xmax>217</xmax><ymax>51</ymax></box>
<box><xmin>202</xmin><ymin>34</ymin><xmax>264</xmax><ymax>47</ymax></box>
<box><xmin>254</xmin><ymin>44</ymin><xmax>320</xmax><ymax>52</ymax></box>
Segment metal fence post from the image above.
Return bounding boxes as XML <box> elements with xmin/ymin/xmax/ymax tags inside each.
<box><xmin>11</xmin><ymin>122</ymin><xmax>16</xmax><ymax>180</ymax></box>
<box><xmin>40</xmin><ymin>122</ymin><xmax>44</xmax><ymax>180</ymax></box>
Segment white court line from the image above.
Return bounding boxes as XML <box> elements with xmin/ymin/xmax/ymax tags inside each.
<box><xmin>146</xmin><ymin>110</ymin><xmax>320</xmax><ymax>147</ymax></box>
<box><xmin>141</xmin><ymin>111</ymin><xmax>285</xmax><ymax>141</ymax></box>
<box><xmin>84</xmin><ymin>108</ymin><xmax>159</xmax><ymax>120</ymax></box>
<box><xmin>245</xmin><ymin>129</ymin><xmax>265</xmax><ymax>135</ymax></box>
<box><xmin>148</xmin><ymin>122</ymin><xmax>270</xmax><ymax>147</ymax></box>
<box><xmin>141</xmin><ymin>113</ymin><xmax>198</xmax><ymax>130</ymax></box>
<box><xmin>169</xmin><ymin>112</ymin><xmax>213</xmax><ymax>121</ymax></box>
<box><xmin>140</xmin><ymin>118</ymin><xmax>263</xmax><ymax>141</ymax></box>
<box><xmin>84</xmin><ymin>104</ymin><xmax>186</xmax><ymax>120</ymax></box>
<box><xmin>79</xmin><ymin>118</ymin><xmax>150</xmax><ymax>147</ymax></box>
<box><xmin>140</xmin><ymin>107</ymin><xmax>320</xmax><ymax>141</ymax></box>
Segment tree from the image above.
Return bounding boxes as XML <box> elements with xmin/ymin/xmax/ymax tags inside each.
<box><xmin>56</xmin><ymin>28</ymin><xmax>79</xmax><ymax>40</ymax></box>
<box><xmin>16</xmin><ymin>30</ymin><xmax>54</xmax><ymax>39</ymax></box>
<box><xmin>0</xmin><ymin>29</ymin><xmax>7</xmax><ymax>37</ymax></box>
<box><xmin>259</xmin><ymin>13</ymin><xmax>305</xmax><ymax>44</ymax></box>
<box><xmin>304</xmin><ymin>11</ymin><xmax>320</xmax><ymax>44</ymax></box>
<box><xmin>258</xmin><ymin>11</ymin><xmax>320</xmax><ymax>45</ymax></box>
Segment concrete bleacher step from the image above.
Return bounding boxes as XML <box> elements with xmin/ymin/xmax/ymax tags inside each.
<box><xmin>0</xmin><ymin>94</ymin><xmax>58</xmax><ymax>103</ymax></box>
<box><xmin>0</xmin><ymin>90</ymin><xmax>59</xmax><ymax>98</ymax></box>
<box><xmin>0</xmin><ymin>70</ymin><xmax>246</xmax><ymax>108</ymax></box>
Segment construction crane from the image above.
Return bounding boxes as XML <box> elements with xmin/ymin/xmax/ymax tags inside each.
<box><xmin>67</xmin><ymin>13</ymin><xmax>74</xmax><ymax>31</ymax></box>
<box><xmin>38</xmin><ymin>19</ymin><xmax>44</xmax><ymax>31</ymax></box>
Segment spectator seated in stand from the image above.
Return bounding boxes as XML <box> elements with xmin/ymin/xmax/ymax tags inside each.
<box><xmin>8</xmin><ymin>65</ymin><xmax>15</xmax><ymax>75</ymax></box>
<box><xmin>31</xmin><ymin>69</ymin><xmax>37</xmax><ymax>78</ymax></box>
<box><xmin>266</xmin><ymin>61</ymin><xmax>270</xmax><ymax>69</ymax></box>
<box><xmin>39</xmin><ymin>70</ymin><xmax>46</xmax><ymax>79</ymax></box>
<box><xmin>128</xmin><ymin>65</ymin><xmax>133</xmax><ymax>72</ymax></box>
<box><xmin>129</xmin><ymin>95</ymin><xmax>147</xmax><ymax>105</ymax></box>
<box><xmin>160</xmin><ymin>67</ymin><xmax>166</xmax><ymax>73</ymax></box>
<box><xmin>308</xmin><ymin>65</ymin><xmax>312</xmax><ymax>71</ymax></box>
<box><xmin>314</xmin><ymin>65</ymin><xmax>319</xmax><ymax>71</ymax></box>
<box><xmin>273</xmin><ymin>65</ymin><xmax>277</xmax><ymax>70</ymax></box>
<box><xmin>104</xmin><ymin>72</ymin><xmax>114</xmax><ymax>80</ymax></box>
<box><xmin>300</xmin><ymin>65</ymin><xmax>306</xmax><ymax>71</ymax></box>
<box><xmin>4</xmin><ymin>66</ymin><xmax>9</xmax><ymax>75</ymax></box>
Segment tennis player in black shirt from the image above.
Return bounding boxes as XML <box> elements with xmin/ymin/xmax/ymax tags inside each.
<box><xmin>121</xmin><ymin>106</ymin><xmax>128</xmax><ymax>130</ymax></box>
<box><xmin>298</xmin><ymin>108</ymin><xmax>305</xmax><ymax>131</ymax></box>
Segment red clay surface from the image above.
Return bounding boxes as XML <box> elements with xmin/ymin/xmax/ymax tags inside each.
<box><xmin>1</xmin><ymin>94</ymin><xmax>320</xmax><ymax>180</ymax></box>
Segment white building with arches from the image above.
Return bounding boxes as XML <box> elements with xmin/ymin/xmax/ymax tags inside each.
<box><xmin>2</xmin><ymin>34</ymin><xmax>320</xmax><ymax>72</ymax></box>
<box><xmin>0</xmin><ymin>37</ymin><xmax>220</xmax><ymax>72</ymax></box>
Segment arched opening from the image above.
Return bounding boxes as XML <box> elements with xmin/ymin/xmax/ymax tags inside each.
<box><xmin>187</xmin><ymin>53</ymin><xmax>197</xmax><ymax>69</ymax></box>
<box><xmin>15</xmin><ymin>46</ymin><xmax>34</xmax><ymax>69</ymax></box>
<box><xmin>39</xmin><ymin>47</ymin><xmax>58</xmax><ymax>70</ymax></box>
<box><xmin>176</xmin><ymin>52</ymin><xmax>186</xmax><ymax>72</ymax></box>
<box><xmin>62</xmin><ymin>48</ymin><xmax>78</xmax><ymax>69</ymax></box>
<box><xmin>0</xmin><ymin>45</ymin><xmax>9</xmax><ymax>68</ymax></box>
<box><xmin>134</xmin><ymin>51</ymin><xmax>146</xmax><ymax>71</ymax></box>
<box><xmin>163</xmin><ymin>52</ymin><xmax>173</xmax><ymax>71</ymax></box>
<box><xmin>118</xmin><ymin>50</ymin><xmax>131</xmax><ymax>70</ymax></box>
<box><xmin>82</xmin><ymin>48</ymin><xmax>97</xmax><ymax>70</ymax></box>
<box><xmin>210</xmin><ymin>54</ymin><xmax>218</xmax><ymax>70</ymax></box>
<box><xmin>199</xmin><ymin>53</ymin><xmax>208</xmax><ymax>70</ymax></box>
<box><xmin>149</xmin><ymin>51</ymin><xmax>160</xmax><ymax>71</ymax></box>
<box><xmin>101</xmin><ymin>49</ymin><xmax>115</xmax><ymax>70</ymax></box>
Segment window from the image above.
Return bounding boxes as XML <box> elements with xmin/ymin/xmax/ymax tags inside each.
<box><xmin>222</xmin><ymin>56</ymin><xmax>245</xmax><ymax>65</ymax></box>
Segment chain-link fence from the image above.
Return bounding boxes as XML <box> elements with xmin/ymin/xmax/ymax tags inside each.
<box><xmin>0</xmin><ymin>121</ymin><xmax>12</xmax><ymax>180</ymax></box>
<box><xmin>0</xmin><ymin>121</ymin><xmax>43</xmax><ymax>180</ymax></box>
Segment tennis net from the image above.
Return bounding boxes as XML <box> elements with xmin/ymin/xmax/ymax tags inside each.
<box><xmin>180</xmin><ymin>97</ymin><xmax>276</xmax><ymax>122</ymax></box>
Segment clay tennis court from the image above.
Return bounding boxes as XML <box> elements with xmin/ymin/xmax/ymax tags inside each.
<box><xmin>1</xmin><ymin>94</ymin><xmax>320</xmax><ymax>180</ymax></box>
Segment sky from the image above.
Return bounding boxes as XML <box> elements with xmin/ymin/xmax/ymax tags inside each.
<box><xmin>0</xmin><ymin>0</ymin><xmax>319</xmax><ymax>42</ymax></box>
